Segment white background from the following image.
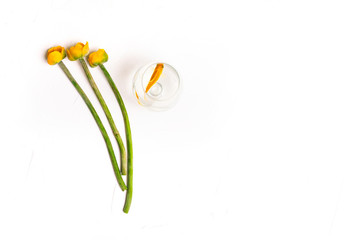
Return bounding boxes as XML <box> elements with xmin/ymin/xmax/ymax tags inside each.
<box><xmin>0</xmin><ymin>0</ymin><xmax>360</xmax><ymax>239</ymax></box>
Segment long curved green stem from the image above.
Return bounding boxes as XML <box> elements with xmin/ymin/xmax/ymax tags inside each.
<box><xmin>79</xmin><ymin>58</ymin><xmax>127</xmax><ymax>175</ymax></box>
<box><xmin>58</xmin><ymin>61</ymin><xmax>127</xmax><ymax>191</ymax></box>
<box><xmin>99</xmin><ymin>63</ymin><xmax>133</xmax><ymax>213</ymax></box>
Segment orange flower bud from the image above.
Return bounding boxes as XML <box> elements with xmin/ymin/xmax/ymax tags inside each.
<box><xmin>47</xmin><ymin>46</ymin><xmax>66</xmax><ymax>65</ymax></box>
<box><xmin>88</xmin><ymin>49</ymin><xmax>108</xmax><ymax>67</ymax></box>
<box><xmin>66</xmin><ymin>42</ymin><xmax>89</xmax><ymax>61</ymax></box>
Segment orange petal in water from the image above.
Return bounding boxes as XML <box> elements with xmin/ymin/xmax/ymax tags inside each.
<box><xmin>135</xmin><ymin>91</ymin><xmax>142</xmax><ymax>105</ymax></box>
<box><xmin>145</xmin><ymin>63</ymin><xmax>164</xmax><ymax>93</ymax></box>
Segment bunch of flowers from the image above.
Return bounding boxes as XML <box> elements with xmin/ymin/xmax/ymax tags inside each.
<box><xmin>47</xmin><ymin>42</ymin><xmax>133</xmax><ymax>213</ymax></box>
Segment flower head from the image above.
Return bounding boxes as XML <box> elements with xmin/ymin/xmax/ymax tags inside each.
<box><xmin>66</xmin><ymin>42</ymin><xmax>89</xmax><ymax>61</ymax></box>
<box><xmin>47</xmin><ymin>46</ymin><xmax>66</xmax><ymax>65</ymax></box>
<box><xmin>88</xmin><ymin>49</ymin><xmax>108</xmax><ymax>67</ymax></box>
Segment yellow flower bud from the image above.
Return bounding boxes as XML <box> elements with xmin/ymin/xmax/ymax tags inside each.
<box><xmin>88</xmin><ymin>49</ymin><xmax>108</xmax><ymax>67</ymax></box>
<box><xmin>66</xmin><ymin>42</ymin><xmax>89</xmax><ymax>61</ymax></box>
<box><xmin>47</xmin><ymin>46</ymin><xmax>66</xmax><ymax>65</ymax></box>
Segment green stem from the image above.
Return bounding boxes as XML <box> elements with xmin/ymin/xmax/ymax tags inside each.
<box><xmin>58</xmin><ymin>61</ymin><xmax>127</xmax><ymax>191</ymax></box>
<box><xmin>99</xmin><ymin>63</ymin><xmax>133</xmax><ymax>213</ymax></box>
<box><xmin>79</xmin><ymin>58</ymin><xmax>127</xmax><ymax>175</ymax></box>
